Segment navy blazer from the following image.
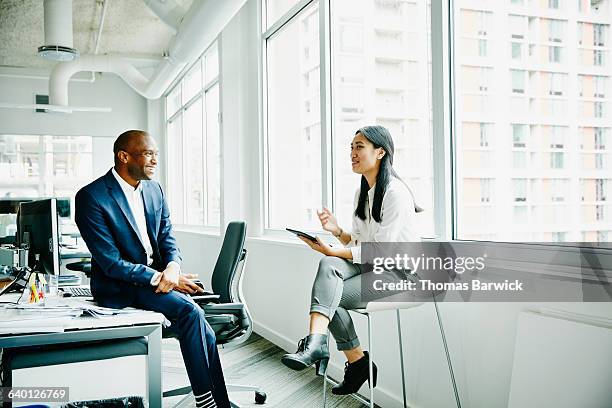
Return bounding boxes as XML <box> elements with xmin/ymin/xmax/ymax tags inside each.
<box><xmin>75</xmin><ymin>169</ymin><xmax>181</xmax><ymax>308</ymax></box>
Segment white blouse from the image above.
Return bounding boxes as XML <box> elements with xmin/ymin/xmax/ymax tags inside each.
<box><xmin>347</xmin><ymin>177</ymin><xmax>421</xmax><ymax>263</ymax></box>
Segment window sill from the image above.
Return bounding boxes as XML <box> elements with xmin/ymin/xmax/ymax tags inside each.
<box><xmin>174</xmin><ymin>225</ymin><xmax>221</xmax><ymax>236</ymax></box>
<box><xmin>247</xmin><ymin>230</ymin><xmax>336</xmax><ymax>249</ymax></box>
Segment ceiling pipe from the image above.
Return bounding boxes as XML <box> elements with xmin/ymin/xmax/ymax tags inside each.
<box><xmin>89</xmin><ymin>0</ymin><xmax>110</xmax><ymax>82</ymax></box>
<box><xmin>49</xmin><ymin>0</ymin><xmax>246</xmax><ymax>106</ymax></box>
<box><xmin>50</xmin><ymin>54</ymin><xmax>150</xmax><ymax>106</ymax></box>
<box><xmin>93</xmin><ymin>0</ymin><xmax>109</xmax><ymax>55</ymax></box>
<box><xmin>0</xmin><ymin>102</ymin><xmax>111</xmax><ymax>113</ymax></box>
<box><xmin>143</xmin><ymin>0</ymin><xmax>186</xmax><ymax>34</ymax></box>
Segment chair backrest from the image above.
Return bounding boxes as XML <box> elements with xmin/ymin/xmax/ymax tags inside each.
<box><xmin>210</xmin><ymin>221</ymin><xmax>247</xmax><ymax>304</ymax></box>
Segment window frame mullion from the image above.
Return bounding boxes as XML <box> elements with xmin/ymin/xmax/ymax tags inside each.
<box><xmin>264</xmin><ymin>0</ymin><xmax>315</xmax><ymax>40</ymax></box>
<box><xmin>432</xmin><ymin>0</ymin><xmax>455</xmax><ymax>240</ymax></box>
<box><xmin>261</xmin><ymin>1</ymin><xmax>271</xmax><ymax>231</ymax></box>
<box><xmin>320</xmin><ymin>0</ymin><xmax>333</xmax><ymax>211</ymax></box>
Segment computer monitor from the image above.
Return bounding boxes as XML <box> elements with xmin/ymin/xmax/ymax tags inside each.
<box><xmin>17</xmin><ymin>198</ymin><xmax>60</xmax><ymax>275</ymax></box>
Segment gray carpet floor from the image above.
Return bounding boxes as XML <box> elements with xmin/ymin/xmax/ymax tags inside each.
<box><xmin>162</xmin><ymin>333</ymin><xmax>375</xmax><ymax>407</ymax></box>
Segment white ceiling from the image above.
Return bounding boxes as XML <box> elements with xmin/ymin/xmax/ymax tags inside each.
<box><xmin>0</xmin><ymin>0</ymin><xmax>193</xmax><ymax>69</ymax></box>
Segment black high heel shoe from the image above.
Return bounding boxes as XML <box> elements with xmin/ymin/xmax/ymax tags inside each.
<box><xmin>332</xmin><ymin>351</ymin><xmax>378</xmax><ymax>395</ymax></box>
<box><xmin>281</xmin><ymin>334</ymin><xmax>330</xmax><ymax>376</ymax></box>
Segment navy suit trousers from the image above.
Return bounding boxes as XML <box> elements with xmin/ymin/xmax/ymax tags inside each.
<box><xmin>132</xmin><ymin>288</ymin><xmax>230</xmax><ymax>407</ymax></box>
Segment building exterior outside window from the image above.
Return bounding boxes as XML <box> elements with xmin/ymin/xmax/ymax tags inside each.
<box><xmin>456</xmin><ymin>0</ymin><xmax>611</xmax><ymax>241</ymax></box>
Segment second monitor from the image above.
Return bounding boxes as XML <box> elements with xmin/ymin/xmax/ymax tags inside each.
<box><xmin>17</xmin><ymin>198</ymin><xmax>60</xmax><ymax>275</ymax></box>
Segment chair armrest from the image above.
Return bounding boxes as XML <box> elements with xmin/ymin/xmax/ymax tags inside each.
<box><xmin>202</xmin><ymin>303</ymin><xmax>250</xmax><ymax>339</ymax></box>
<box><xmin>202</xmin><ymin>303</ymin><xmax>249</xmax><ymax>325</ymax></box>
<box><xmin>191</xmin><ymin>294</ymin><xmax>220</xmax><ymax>303</ymax></box>
<box><xmin>201</xmin><ymin>302</ymin><xmax>244</xmax><ymax>314</ymax></box>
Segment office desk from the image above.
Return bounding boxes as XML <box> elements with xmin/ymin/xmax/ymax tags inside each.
<box><xmin>0</xmin><ymin>298</ymin><xmax>165</xmax><ymax>407</ymax></box>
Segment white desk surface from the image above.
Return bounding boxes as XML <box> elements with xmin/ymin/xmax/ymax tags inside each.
<box><xmin>0</xmin><ymin>293</ymin><xmax>165</xmax><ymax>336</ymax></box>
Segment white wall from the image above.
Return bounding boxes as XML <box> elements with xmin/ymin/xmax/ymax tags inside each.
<box><xmin>0</xmin><ymin>67</ymin><xmax>147</xmax><ymax>138</ymax></box>
<box><xmin>92</xmin><ymin>137</ymin><xmax>115</xmax><ymax>179</ymax></box>
<box><xmin>147</xmin><ymin>99</ymin><xmax>166</xmax><ymax>186</ymax></box>
<box><xmin>218</xmin><ymin>0</ymin><xmax>263</xmax><ymax>231</ymax></box>
<box><xmin>174</xmin><ymin>231</ymin><xmax>221</xmax><ymax>283</ymax></box>
<box><xmin>172</xmin><ymin>1</ymin><xmax>612</xmax><ymax>407</ymax></box>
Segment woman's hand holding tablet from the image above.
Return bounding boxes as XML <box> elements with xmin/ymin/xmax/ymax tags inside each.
<box><xmin>286</xmin><ymin>228</ymin><xmax>318</xmax><ymax>243</ymax></box>
<box><xmin>286</xmin><ymin>227</ymin><xmax>341</xmax><ymax>257</ymax></box>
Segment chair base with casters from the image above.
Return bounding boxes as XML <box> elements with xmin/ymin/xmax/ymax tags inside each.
<box><xmin>162</xmin><ymin>221</ymin><xmax>267</xmax><ymax>407</ymax></box>
<box><xmin>162</xmin><ymin>304</ymin><xmax>268</xmax><ymax>407</ymax></box>
<box><xmin>161</xmin><ymin>283</ymin><xmax>268</xmax><ymax>407</ymax></box>
<box><xmin>164</xmin><ymin>384</ymin><xmax>267</xmax><ymax>408</ymax></box>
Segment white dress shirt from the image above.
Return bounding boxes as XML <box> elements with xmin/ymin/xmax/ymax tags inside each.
<box><xmin>347</xmin><ymin>177</ymin><xmax>421</xmax><ymax>264</ymax></box>
<box><xmin>111</xmin><ymin>168</ymin><xmax>179</xmax><ymax>285</ymax></box>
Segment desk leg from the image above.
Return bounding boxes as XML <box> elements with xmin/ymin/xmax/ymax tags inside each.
<box><xmin>146</xmin><ymin>325</ymin><xmax>162</xmax><ymax>408</ymax></box>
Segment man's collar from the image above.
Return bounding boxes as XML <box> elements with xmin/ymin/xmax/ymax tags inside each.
<box><xmin>111</xmin><ymin>167</ymin><xmax>141</xmax><ymax>193</ymax></box>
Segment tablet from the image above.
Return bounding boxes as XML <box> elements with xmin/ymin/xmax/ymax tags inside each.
<box><xmin>286</xmin><ymin>228</ymin><xmax>318</xmax><ymax>243</ymax></box>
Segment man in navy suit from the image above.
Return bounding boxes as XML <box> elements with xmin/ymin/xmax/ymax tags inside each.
<box><xmin>75</xmin><ymin>130</ymin><xmax>229</xmax><ymax>408</ymax></box>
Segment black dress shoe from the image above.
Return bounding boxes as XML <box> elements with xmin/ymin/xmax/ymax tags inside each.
<box><xmin>332</xmin><ymin>351</ymin><xmax>378</xmax><ymax>395</ymax></box>
<box><xmin>281</xmin><ymin>334</ymin><xmax>330</xmax><ymax>376</ymax></box>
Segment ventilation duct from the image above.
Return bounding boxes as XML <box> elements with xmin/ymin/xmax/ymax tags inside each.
<box><xmin>49</xmin><ymin>0</ymin><xmax>246</xmax><ymax>107</ymax></box>
<box><xmin>38</xmin><ymin>0</ymin><xmax>79</xmax><ymax>61</ymax></box>
<box><xmin>143</xmin><ymin>0</ymin><xmax>186</xmax><ymax>33</ymax></box>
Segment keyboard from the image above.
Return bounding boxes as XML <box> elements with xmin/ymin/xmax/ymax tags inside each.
<box><xmin>61</xmin><ymin>286</ymin><xmax>93</xmax><ymax>297</ymax></box>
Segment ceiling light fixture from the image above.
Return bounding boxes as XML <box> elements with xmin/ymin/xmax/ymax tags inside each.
<box><xmin>38</xmin><ymin>0</ymin><xmax>79</xmax><ymax>61</ymax></box>
<box><xmin>38</xmin><ymin>45</ymin><xmax>79</xmax><ymax>62</ymax></box>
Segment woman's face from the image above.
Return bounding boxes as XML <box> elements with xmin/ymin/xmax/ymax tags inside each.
<box><xmin>350</xmin><ymin>133</ymin><xmax>384</xmax><ymax>175</ymax></box>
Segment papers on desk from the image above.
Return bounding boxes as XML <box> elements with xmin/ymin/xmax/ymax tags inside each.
<box><xmin>0</xmin><ymin>307</ymin><xmax>75</xmax><ymax>334</ymax></box>
<box><xmin>0</xmin><ymin>300</ymin><xmax>150</xmax><ymax>335</ymax></box>
<box><xmin>6</xmin><ymin>303</ymin><xmax>121</xmax><ymax>317</ymax></box>
<box><xmin>58</xmin><ymin>274</ymin><xmax>82</xmax><ymax>286</ymax></box>
<box><xmin>0</xmin><ymin>316</ymin><xmax>74</xmax><ymax>334</ymax></box>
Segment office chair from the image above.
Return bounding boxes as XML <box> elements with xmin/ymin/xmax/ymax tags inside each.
<box><xmin>65</xmin><ymin>260</ymin><xmax>92</xmax><ymax>276</ymax></box>
<box><xmin>163</xmin><ymin>221</ymin><xmax>267</xmax><ymax>407</ymax></box>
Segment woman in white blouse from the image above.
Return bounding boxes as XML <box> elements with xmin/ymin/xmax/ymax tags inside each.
<box><xmin>281</xmin><ymin>125</ymin><xmax>421</xmax><ymax>395</ymax></box>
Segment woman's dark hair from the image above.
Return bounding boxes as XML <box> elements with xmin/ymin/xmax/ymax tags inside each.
<box><xmin>354</xmin><ymin>125</ymin><xmax>401</xmax><ymax>223</ymax></box>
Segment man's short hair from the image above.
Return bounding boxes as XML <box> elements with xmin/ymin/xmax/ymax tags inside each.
<box><xmin>113</xmin><ymin>130</ymin><xmax>148</xmax><ymax>163</ymax></box>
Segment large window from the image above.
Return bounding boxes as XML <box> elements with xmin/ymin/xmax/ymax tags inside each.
<box><xmin>265</xmin><ymin>1</ymin><xmax>321</xmax><ymax>230</ymax></box>
<box><xmin>262</xmin><ymin>0</ymin><xmax>610</xmax><ymax>243</ymax></box>
<box><xmin>454</xmin><ymin>1</ymin><xmax>611</xmax><ymax>241</ymax></box>
<box><xmin>165</xmin><ymin>43</ymin><xmax>220</xmax><ymax>228</ymax></box>
<box><xmin>0</xmin><ymin>135</ymin><xmax>92</xmax><ymax>198</ymax></box>
<box><xmin>264</xmin><ymin>0</ymin><xmax>435</xmax><ymax>236</ymax></box>
<box><xmin>330</xmin><ymin>0</ymin><xmax>434</xmax><ymax>232</ymax></box>
<box><xmin>0</xmin><ymin>135</ymin><xmax>93</xmax><ymax>237</ymax></box>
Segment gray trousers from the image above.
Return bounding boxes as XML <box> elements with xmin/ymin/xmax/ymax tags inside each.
<box><xmin>310</xmin><ymin>256</ymin><xmax>387</xmax><ymax>351</ymax></box>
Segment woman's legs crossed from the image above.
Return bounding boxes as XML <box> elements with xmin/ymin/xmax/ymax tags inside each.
<box><xmin>283</xmin><ymin>256</ymin><xmax>364</xmax><ymax>372</ymax></box>
<box><xmin>328</xmin><ymin>273</ymin><xmax>369</xmax><ymax>362</ymax></box>
<box><xmin>308</xmin><ymin>257</ymin><xmax>370</xmax><ymax>362</ymax></box>
<box><xmin>309</xmin><ymin>256</ymin><xmax>361</xmax><ymax>334</ymax></box>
